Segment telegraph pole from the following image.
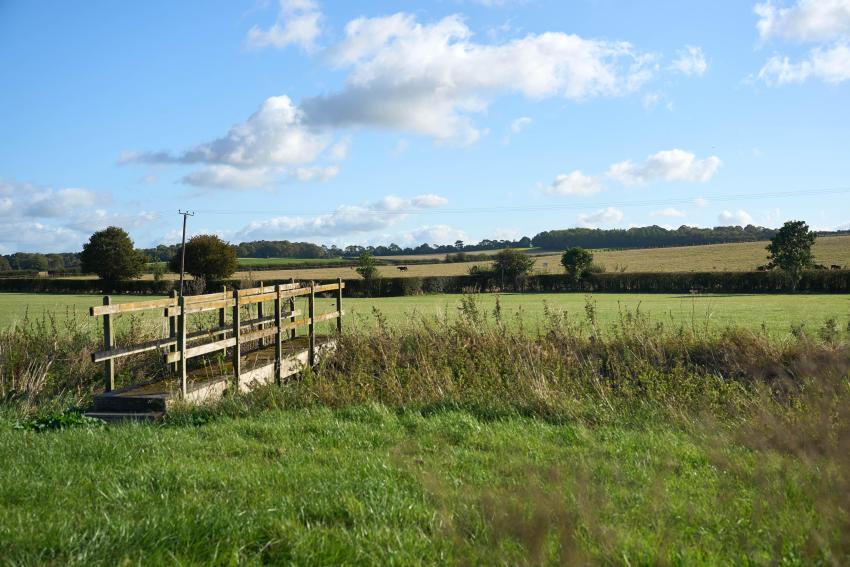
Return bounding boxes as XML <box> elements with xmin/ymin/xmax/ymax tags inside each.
<box><xmin>178</xmin><ymin>210</ymin><xmax>194</xmax><ymax>298</ymax></box>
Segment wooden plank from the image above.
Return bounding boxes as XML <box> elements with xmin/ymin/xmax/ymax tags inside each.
<box><xmin>239</xmin><ymin>325</ymin><xmax>278</xmax><ymax>343</ymax></box>
<box><xmin>93</xmin><ymin>337</ymin><xmax>176</xmax><ymax>363</ymax></box>
<box><xmin>313</xmin><ymin>310</ymin><xmax>343</xmax><ymax>325</ymax></box>
<box><xmin>91</xmin><ymin>296</ymin><xmax>174</xmax><ymax>316</ymax></box>
<box><xmin>237</xmin><ymin>282</ymin><xmax>301</xmax><ymax>297</ymax></box>
<box><xmin>166</xmin><ymin>337</ymin><xmax>237</xmax><ymax>364</ymax></box>
<box><xmin>102</xmin><ymin>296</ymin><xmax>114</xmax><ymax>391</ymax></box>
<box><xmin>313</xmin><ymin>282</ymin><xmax>345</xmax><ymax>294</ymax></box>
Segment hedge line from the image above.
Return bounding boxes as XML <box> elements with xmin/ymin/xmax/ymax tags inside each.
<box><xmin>3</xmin><ymin>270</ymin><xmax>847</xmax><ymax>296</ymax></box>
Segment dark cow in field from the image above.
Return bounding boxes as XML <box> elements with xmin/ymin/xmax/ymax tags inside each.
<box><xmin>831</xmin><ymin>265</ymin><xmax>842</xmax><ymax>270</ymax></box>
<box><xmin>397</xmin><ymin>266</ymin><xmax>409</xmax><ymax>272</ymax></box>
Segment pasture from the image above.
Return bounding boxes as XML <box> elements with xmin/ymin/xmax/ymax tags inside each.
<box><xmin>1</xmin><ymin>291</ymin><xmax>847</xmax><ymax>337</ymax></box>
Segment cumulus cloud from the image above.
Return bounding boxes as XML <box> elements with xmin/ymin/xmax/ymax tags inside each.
<box><xmin>606</xmin><ymin>149</ymin><xmax>721</xmax><ymax>186</ymax></box>
<box><xmin>754</xmin><ymin>1</ymin><xmax>850</xmax><ymax>84</ymax></box>
<box><xmin>757</xmin><ymin>43</ymin><xmax>850</xmax><ymax>83</ymax></box>
<box><xmin>0</xmin><ymin>178</ymin><xmax>157</xmax><ymax>252</ymax></box>
<box><xmin>718</xmin><ymin>209</ymin><xmax>754</xmax><ymax>226</ymax></box>
<box><xmin>245</xmin><ymin>0</ymin><xmax>322</xmax><ymax>51</ymax></box>
<box><xmin>125</xmin><ymin>96</ymin><xmax>346</xmax><ymax>189</ymax></box>
<box><xmin>669</xmin><ymin>46</ymin><xmax>707</xmax><ymax>76</ymax></box>
<box><xmin>303</xmin><ymin>13</ymin><xmax>656</xmax><ymax>145</ymax></box>
<box><xmin>578</xmin><ymin>207</ymin><xmax>624</xmax><ymax>227</ymax></box>
<box><xmin>236</xmin><ymin>193</ymin><xmax>448</xmax><ymax>240</ymax></box>
<box><xmin>651</xmin><ymin>207</ymin><xmax>687</xmax><ymax>218</ymax></box>
<box><xmin>547</xmin><ymin>170</ymin><xmax>605</xmax><ymax>196</ymax></box>
<box><xmin>755</xmin><ymin>0</ymin><xmax>850</xmax><ymax>42</ymax></box>
<box><xmin>408</xmin><ymin>224</ymin><xmax>469</xmax><ymax>245</ymax></box>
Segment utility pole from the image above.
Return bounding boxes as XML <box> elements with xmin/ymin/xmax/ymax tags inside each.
<box><xmin>178</xmin><ymin>210</ymin><xmax>194</xmax><ymax>298</ymax></box>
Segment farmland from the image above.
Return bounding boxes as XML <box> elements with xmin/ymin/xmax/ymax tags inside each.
<box><xmin>52</xmin><ymin>236</ymin><xmax>850</xmax><ymax>282</ymax></box>
<box><xmin>1</xmin><ymin>291</ymin><xmax>848</xmax><ymax>337</ymax></box>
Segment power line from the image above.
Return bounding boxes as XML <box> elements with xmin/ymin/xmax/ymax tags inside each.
<box><xmin>184</xmin><ymin>186</ymin><xmax>850</xmax><ymax>217</ymax></box>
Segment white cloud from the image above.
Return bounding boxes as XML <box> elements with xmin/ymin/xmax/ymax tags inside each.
<box><xmin>718</xmin><ymin>209</ymin><xmax>754</xmax><ymax>226</ymax></box>
<box><xmin>578</xmin><ymin>207</ymin><xmax>624</xmax><ymax>227</ymax></box>
<box><xmin>245</xmin><ymin>0</ymin><xmax>322</xmax><ymax>51</ymax></box>
<box><xmin>0</xmin><ymin>178</ymin><xmax>157</xmax><ymax>252</ymax></box>
<box><xmin>694</xmin><ymin>196</ymin><xmax>709</xmax><ymax>207</ymax></box>
<box><xmin>755</xmin><ymin>0</ymin><xmax>850</xmax><ymax>42</ymax></box>
<box><xmin>754</xmin><ymin>1</ymin><xmax>850</xmax><ymax>84</ymax></box>
<box><xmin>651</xmin><ymin>207</ymin><xmax>687</xmax><ymax>218</ymax></box>
<box><xmin>292</xmin><ymin>165</ymin><xmax>339</xmax><ymax>182</ymax></box>
<box><xmin>408</xmin><ymin>224</ymin><xmax>469</xmax><ymax>245</ymax></box>
<box><xmin>510</xmin><ymin>116</ymin><xmax>532</xmax><ymax>133</ymax></box>
<box><xmin>126</xmin><ymin>95</ymin><xmax>341</xmax><ymax>188</ymax></box>
<box><xmin>757</xmin><ymin>43</ymin><xmax>850</xmax><ymax>83</ymax></box>
<box><xmin>669</xmin><ymin>46</ymin><xmax>707</xmax><ymax>76</ymax></box>
<box><xmin>236</xmin><ymin>193</ymin><xmax>448</xmax><ymax>240</ymax></box>
<box><xmin>304</xmin><ymin>13</ymin><xmax>657</xmax><ymax>145</ymax></box>
<box><xmin>606</xmin><ymin>149</ymin><xmax>721</xmax><ymax>186</ymax></box>
<box><xmin>546</xmin><ymin>170</ymin><xmax>605</xmax><ymax>196</ymax></box>
<box><xmin>182</xmin><ymin>165</ymin><xmax>279</xmax><ymax>190</ymax></box>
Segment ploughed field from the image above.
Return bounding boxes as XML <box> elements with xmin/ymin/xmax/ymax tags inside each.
<box><xmin>1</xmin><ymin>291</ymin><xmax>847</xmax><ymax>338</ymax></box>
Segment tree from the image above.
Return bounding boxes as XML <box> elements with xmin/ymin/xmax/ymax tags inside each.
<box><xmin>80</xmin><ymin>226</ymin><xmax>146</xmax><ymax>281</ymax></box>
<box><xmin>493</xmin><ymin>248</ymin><xmax>535</xmax><ymax>289</ymax></box>
<box><xmin>169</xmin><ymin>234</ymin><xmax>237</xmax><ymax>282</ymax></box>
<box><xmin>355</xmin><ymin>251</ymin><xmax>380</xmax><ymax>281</ymax></box>
<box><xmin>0</xmin><ymin>256</ymin><xmax>11</xmax><ymax>271</ymax></box>
<box><xmin>766</xmin><ymin>220</ymin><xmax>817</xmax><ymax>290</ymax></box>
<box><xmin>560</xmin><ymin>247</ymin><xmax>594</xmax><ymax>282</ymax></box>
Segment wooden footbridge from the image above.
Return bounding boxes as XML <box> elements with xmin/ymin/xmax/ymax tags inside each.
<box><xmin>85</xmin><ymin>280</ymin><xmax>344</xmax><ymax>422</ymax></box>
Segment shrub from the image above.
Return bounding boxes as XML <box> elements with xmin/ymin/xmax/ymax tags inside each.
<box><xmin>561</xmin><ymin>247</ymin><xmax>594</xmax><ymax>281</ymax></box>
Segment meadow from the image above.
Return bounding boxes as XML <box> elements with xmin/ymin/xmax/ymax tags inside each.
<box><xmin>1</xmin><ymin>291</ymin><xmax>847</xmax><ymax>338</ymax></box>
<box><xmin>1</xmin><ymin>300</ymin><xmax>848</xmax><ymax>564</ymax></box>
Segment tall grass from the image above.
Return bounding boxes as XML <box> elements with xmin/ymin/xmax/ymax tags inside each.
<box><xmin>1</xmin><ymin>296</ymin><xmax>849</xmax><ymax>563</ymax></box>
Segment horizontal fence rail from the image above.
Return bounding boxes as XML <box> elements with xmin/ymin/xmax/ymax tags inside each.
<box><xmin>89</xmin><ymin>279</ymin><xmax>344</xmax><ymax>396</ymax></box>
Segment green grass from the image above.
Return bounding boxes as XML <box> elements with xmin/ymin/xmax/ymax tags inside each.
<box><xmin>0</xmin><ymin>406</ymin><xmax>839</xmax><ymax>565</ymax></box>
<box><xmin>0</xmin><ymin>293</ymin><xmax>166</xmax><ymax>328</ymax></box>
<box><xmin>2</xmin><ymin>291</ymin><xmax>848</xmax><ymax>337</ymax></box>
<box><xmin>333</xmin><ymin>292</ymin><xmax>850</xmax><ymax>337</ymax></box>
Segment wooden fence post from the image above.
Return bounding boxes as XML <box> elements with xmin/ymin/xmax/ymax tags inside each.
<box><xmin>168</xmin><ymin>289</ymin><xmax>177</xmax><ymax>374</ymax></box>
<box><xmin>232</xmin><ymin>290</ymin><xmax>241</xmax><ymax>388</ymax></box>
<box><xmin>289</xmin><ymin>277</ymin><xmax>296</xmax><ymax>340</ymax></box>
<box><xmin>219</xmin><ymin>285</ymin><xmax>227</xmax><ymax>357</ymax></box>
<box><xmin>336</xmin><ymin>277</ymin><xmax>343</xmax><ymax>334</ymax></box>
<box><xmin>308</xmin><ymin>281</ymin><xmax>316</xmax><ymax>366</ymax></box>
<box><xmin>177</xmin><ymin>295</ymin><xmax>187</xmax><ymax>398</ymax></box>
<box><xmin>274</xmin><ymin>284</ymin><xmax>282</xmax><ymax>384</ymax></box>
<box><xmin>257</xmin><ymin>281</ymin><xmax>265</xmax><ymax>347</ymax></box>
<box><xmin>102</xmin><ymin>296</ymin><xmax>114</xmax><ymax>392</ymax></box>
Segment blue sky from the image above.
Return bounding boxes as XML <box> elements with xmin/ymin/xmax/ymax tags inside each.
<box><xmin>1</xmin><ymin>0</ymin><xmax>849</xmax><ymax>253</ymax></box>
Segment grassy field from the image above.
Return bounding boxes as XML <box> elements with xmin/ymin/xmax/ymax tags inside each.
<box><xmin>237</xmin><ymin>257</ymin><xmax>353</xmax><ymax>267</ymax></box>
<box><xmin>0</xmin><ymin>405</ymin><xmax>838</xmax><ymax>565</ymax></box>
<box><xmin>2</xmin><ymin>305</ymin><xmax>848</xmax><ymax>564</ymax></box>
<box><xmin>1</xmin><ymin>291</ymin><xmax>848</xmax><ymax>337</ymax></box>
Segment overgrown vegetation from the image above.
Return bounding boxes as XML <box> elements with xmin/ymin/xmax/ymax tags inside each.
<box><xmin>1</xmin><ymin>298</ymin><xmax>848</xmax><ymax>563</ymax></box>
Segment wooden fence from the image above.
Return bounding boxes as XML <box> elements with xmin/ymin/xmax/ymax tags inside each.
<box><xmin>89</xmin><ymin>280</ymin><xmax>344</xmax><ymax>397</ymax></box>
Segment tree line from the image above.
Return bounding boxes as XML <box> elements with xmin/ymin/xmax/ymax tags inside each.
<box><xmin>530</xmin><ymin>225</ymin><xmax>783</xmax><ymax>250</ymax></box>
